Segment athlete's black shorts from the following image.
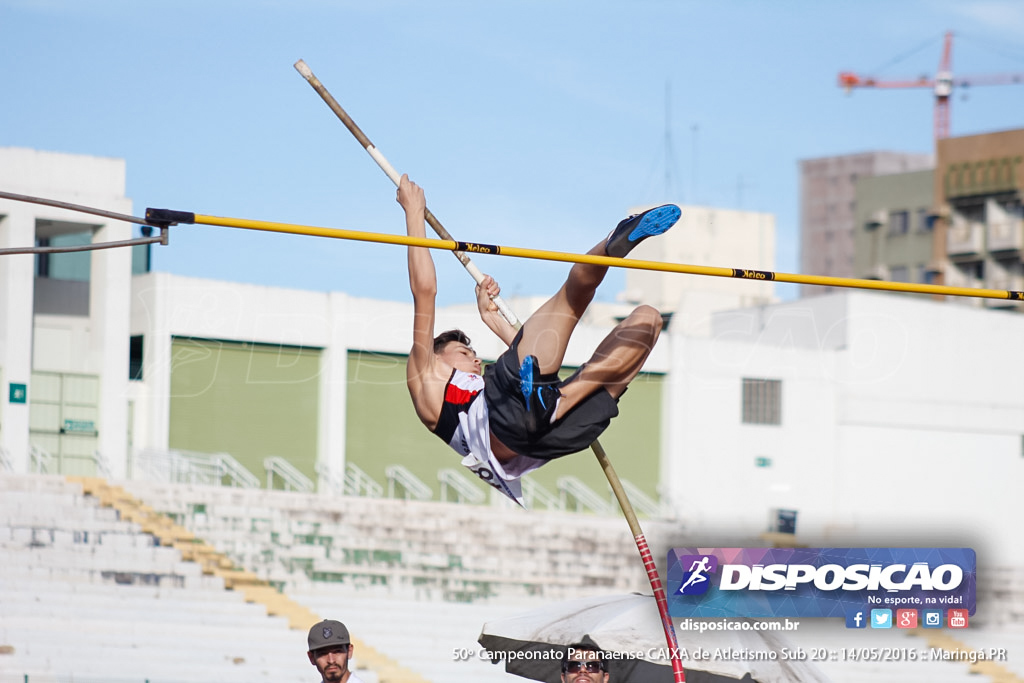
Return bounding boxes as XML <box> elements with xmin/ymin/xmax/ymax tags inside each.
<box><xmin>483</xmin><ymin>330</ymin><xmax>619</xmax><ymax>460</ymax></box>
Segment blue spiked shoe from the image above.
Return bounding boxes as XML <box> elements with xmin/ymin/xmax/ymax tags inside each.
<box><xmin>605</xmin><ymin>204</ymin><xmax>680</xmax><ymax>258</ymax></box>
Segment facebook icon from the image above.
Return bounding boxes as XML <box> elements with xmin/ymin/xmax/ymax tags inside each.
<box><xmin>846</xmin><ymin>609</ymin><xmax>867</xmax><ymax>629</ymax></box>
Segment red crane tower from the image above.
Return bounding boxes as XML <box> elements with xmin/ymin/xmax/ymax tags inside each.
<box><xmin>838</xmin><ymin>31</ymin><xmax>1024</xmax><ymax>143</ymax></box>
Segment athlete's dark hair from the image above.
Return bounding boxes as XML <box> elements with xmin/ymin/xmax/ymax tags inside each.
<box><xmin>433</xmin><ymin>329</ymin><xmax>472</xmax><ymax>355</ymax></box>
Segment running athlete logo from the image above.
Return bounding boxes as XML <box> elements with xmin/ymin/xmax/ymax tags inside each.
<box><xmin>676</xmin><ymin>554</ymin><xmax>718</xmax><ymax>595</ymax></box>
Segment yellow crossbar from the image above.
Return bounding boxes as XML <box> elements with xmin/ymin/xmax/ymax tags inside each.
<box><xmin>191</xmin><ymin>213</ymin><xmax>1024</xmax><ymax>303</ymax></box>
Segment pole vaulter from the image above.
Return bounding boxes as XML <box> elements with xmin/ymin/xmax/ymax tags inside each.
<box><xmin>291</xmin><ymin>58</ymin><xmax>688</xmax><ymax>682</ymax></box>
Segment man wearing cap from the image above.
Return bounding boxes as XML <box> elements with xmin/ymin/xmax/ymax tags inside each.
<box><xmin>307</xmin><ymin>619</ymin><xmax>365</xmax><ymax>683</ymax></box>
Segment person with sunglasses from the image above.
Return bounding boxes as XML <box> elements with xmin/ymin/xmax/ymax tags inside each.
<box><xmin>562</xmin><ymin>643</ymin><xmax>610</xmax><ymax>683</ymax></box>
<box><xmin>399</xmin><ymin>174</ymin><xmax>679</xmax><ymax>507</ymax></box>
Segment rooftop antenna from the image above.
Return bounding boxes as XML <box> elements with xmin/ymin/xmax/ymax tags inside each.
<box><xmin>690</xmin><ymin>123</ymin><xmax>699</xmax><ymax>205</ymax></box>
<box><xmin>664</xmin><ymin>80</ymin><xmax>677</xmax><ymax>200</ymax></box>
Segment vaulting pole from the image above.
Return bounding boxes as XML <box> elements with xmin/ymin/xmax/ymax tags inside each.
<box><xmin>293</xmin><ymin>60</ymin><xmax>518</xmax><ymax>327</ymax></box>
<box><xmin>290</xmin><ymin>59</ymin><xmax>688</xmax><ymax>681</ymax></box>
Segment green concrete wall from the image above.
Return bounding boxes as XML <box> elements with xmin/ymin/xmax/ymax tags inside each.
<box><xmin>169</xmin><ymin>338</ymin><xmax>321</xmax><ymax>486</ymax></box>
<box><xmin>344</xmin><ymin>351</ymin><xmax>663</xmax><ymax>506</ymax></box>
<box><xmin>166</xmin><ymin>339</ymin><xmax>664</xmax><ymax>505</ymax></box>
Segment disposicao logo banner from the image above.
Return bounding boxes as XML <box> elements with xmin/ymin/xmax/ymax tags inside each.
<box><xmin>667</xmin><ymin>548</ymin><xmax>976</xmax><ymax>618</ymax></box>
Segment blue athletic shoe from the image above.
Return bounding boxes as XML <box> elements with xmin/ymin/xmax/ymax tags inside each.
<box><xmin>519</xmin><ymin>355</ymin><xmax>560</xmax><ymax>432</ymax></box>
<box><xmin>605</xmin><ymin>204</ymin><xmax>681</xmax><ymax>258</ymax></box>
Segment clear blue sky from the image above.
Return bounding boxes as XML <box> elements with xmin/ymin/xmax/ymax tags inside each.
<box><xmin>3</xmin><ymin>0</ymin><xmax>1023</xmax><ymax>305</ymax></box>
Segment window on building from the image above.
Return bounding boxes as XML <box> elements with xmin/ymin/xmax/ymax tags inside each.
<box><xmin>959</xmin><ymin>202</ymin><xmax>985</xmax><ymax>226</ymax></box>
<box><xmin>916</xmin><ymin>208</ymin><xmax>932</xmax><ymax>232</ymax></box>
<box><xmin>1007</xmin><ymin>199</ymin><xmax>1023</xmax><ymax>219</ymax></box>
<box><xmin>742</xmin><ymin>378</ymin><xmax>782</xmax><ymax>425</ymax></box>
<box><xmin>35</xmin><ymin>230</ymin><xmax>92</xmax><ymax>281</ymax></box>
<box><xmin>970</xmin><ymin>261</ymin><xmax>985</xmax><ymax>280</ymax></box>
<box><xmin>129</xmin><ymin>335</ymin><xmax>144</xmax><ymax>380</ymax></box>
<box><xmin>131</xmin><ymin>241</ymin><xmax>151</xmax><ymax>275</ymax></box>
<box><xmin>888</xmin><ymin>210</ymin><xmax>909</xmax><ymax>235</ymax></box>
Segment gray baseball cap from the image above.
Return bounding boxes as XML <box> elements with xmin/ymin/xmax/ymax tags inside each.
<box><xmin>307</xmin><ymin>619</ymin><xmax>350</xmax><ymax>652</ymax></box>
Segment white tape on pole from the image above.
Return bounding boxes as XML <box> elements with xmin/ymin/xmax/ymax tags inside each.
<box><xmin>367</xmin><ymin>146</ymin><xmax>402</xmax><ymax>186</ymax></box>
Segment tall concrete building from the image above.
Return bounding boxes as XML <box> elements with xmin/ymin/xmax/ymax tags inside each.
<box><xmin>934</xmin><ymin>128</ymin><xmax>1024</xmax><ymax>311</ymax></box>
<box><xmin>799</xmin><ymin>151</ymin><xmax>932</xmax><ymax>297</ymax></box>
<box><xmin>849</xmin><ymin>128</ymin><xmax>1024</xmax><ymax>313</ymax></box>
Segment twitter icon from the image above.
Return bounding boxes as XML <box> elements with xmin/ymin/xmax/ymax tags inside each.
<box><xmin>870</xmin><ymin>609</ymin><xmax>892</xmax><ymax>629</ymax></box>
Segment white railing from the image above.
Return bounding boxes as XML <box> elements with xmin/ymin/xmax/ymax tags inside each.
<box><xmin>522</xmin><ymin>478</ymin><xmax>563</xmax><ymax>511</ymax></box>
<box><xmin>614</xmin><ymin>478</ymin><xmax>668</xmax><ymax>518</ymax></box>
<box><xmin>132</xmin><ymin>448</ymin><xmax>260</xmax><ymax>488</ymax></box>
<box><xmin>343</xmin><ymin>462</ymin><xmax>383</xmax><ymax>498</ymax></box>
<box><xmin>264</xmin><ymin>456</ymin><xmax>314</xmax><ymax>492</ymax></box>
<box><xmin>385</xmin><ymin>464</ymin><xmax>432</xmax><ymax>501</ymax></box>
<box><xmin>489</xmin><ymin>487</ymin><xmax>521</xmax><ymax>509</ymax></box>
<box><xmin>132</xmin><ymin>447</ymin><xmax>202</xmax><ymax>483</ymax></box>
<box><xmin>216</xmin><ymin>452</ymin><xmax>261</xmax><ymax>489</ymax></box>
<box><xmin>316</xmin><ymin>461</ymin><xmax>345</xmax><ymax>496</ymax></box>
<box><xmin>29</xmin><ymin>443</ymin><xmax>55</xmax><ymax>474</ymax></box>
<box><xmin>92</xmin><ymin>450</ymin><xmax>113</xmax><ymax>479</ymax></box>
<box><xmin>27</xmin><ymin>444</ymin><xmax>110</xmax><ymax>477</ymax></box>
<box><xmin>437</xmin><ymin>468</ymin><xmax>485</xmax><ymax>504</ymax></box>
<box><xmin>557</xmin><ymin>476</ymin><xmax>613</xmax><ymax>515</ymax></box>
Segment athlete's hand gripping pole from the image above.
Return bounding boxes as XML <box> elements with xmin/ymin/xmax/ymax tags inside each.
<box><xmin>293</xmin><ymin>59</ymin><xmax>685</xmax><ymax>682</ymax></box>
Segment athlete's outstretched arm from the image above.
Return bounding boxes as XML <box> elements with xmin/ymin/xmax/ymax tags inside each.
<box><xmin>399</xmin><ymin>174</ymin><xmax>438</xmax><ymax>425</ymax></box>
<box><xmin>476</xmin><ymin>274</ymin><xmax>517</xmax><ymax>347</ymax></box>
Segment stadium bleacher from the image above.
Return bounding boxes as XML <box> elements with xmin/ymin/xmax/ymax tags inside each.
<box><xmin>0</xmin><ymin>474</ymin><xmax>327</xmax><ymax>683</ymax></box>
<box><xmin>5</xmin><ymin>471</ymin><xmax>1024</xmax><ymax>683</ymax></box>
<box><xmin>120</xmin><ymin>479</ymin><xmax>687</xmax><ymax>601</ymax></box>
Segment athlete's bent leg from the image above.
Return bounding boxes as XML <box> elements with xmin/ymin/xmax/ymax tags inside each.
<box><xmin>515</xmin><ymin>241</ymin><xmax>609</xmax><ymax>373</ymax></box>
<box><xmin>555</xmin><ymin>304</ymin><xmax>663</xmax><ymax>417</ymax></box>
<box><xmin>515</xmin><ymin>203</ymin><xmax>679</xmax><ymax>374</ymax></box>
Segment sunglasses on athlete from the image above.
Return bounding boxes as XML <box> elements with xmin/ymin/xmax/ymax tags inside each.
<box><xmin>563</xmin><ymin>660</ymin><xmax>604</xmax><ymax>674</ymax></box>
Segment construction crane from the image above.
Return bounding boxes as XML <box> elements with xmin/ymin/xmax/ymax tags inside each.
<box><xmin>838</xmin><ymin>31</ymin><xmax>1024</xmax><ymax>142</ymax></box>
